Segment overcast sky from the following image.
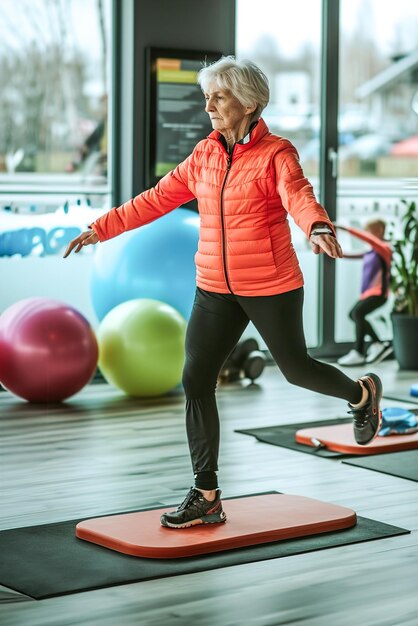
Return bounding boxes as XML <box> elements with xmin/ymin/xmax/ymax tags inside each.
<box><xmin>237</xmin><ymin>0</ymin><xmax>418</xmax><ymax>57</ymax></box>
<box><xmin>1</xmin><ymin>0</ymin><xmax>417</xmax><ymax>63</ymax></box>
<box><xmin>0</xmin><ymin>0</ymin><xmax>108</xmax><ymax>61</ymax></box>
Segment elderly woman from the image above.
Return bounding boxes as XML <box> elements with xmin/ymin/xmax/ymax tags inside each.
<box><xmin>65</xmin><ymin>57</ymin><xmax>382</xmax><ymax>529</ymax></box>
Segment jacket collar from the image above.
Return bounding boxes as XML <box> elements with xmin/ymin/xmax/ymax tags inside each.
<box><xmin>208</xmin><ymin>118</ymin><xmax>270</xmax><ymax>154</ymax></box>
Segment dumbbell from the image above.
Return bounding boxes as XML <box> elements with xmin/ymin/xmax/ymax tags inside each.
<box><xmin>229</xmin><ymin>338</ymin><xmax>260</xmax><ymax>368</ymax></box>
<box><xmin>242</xmin><ymin>349</ymin><xmax>266</xmax><ymax>382</ymax></box>
<box><xmin>220</xmin><ymin>338</ymin><xmax>266</xmax><ymax>383</ymax></box>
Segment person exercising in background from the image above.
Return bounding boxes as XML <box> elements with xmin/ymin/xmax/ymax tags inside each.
<box><xmin>336</xmin><ymin>219</ymin><xmax>393</xmax><ymax>366</ymax></box>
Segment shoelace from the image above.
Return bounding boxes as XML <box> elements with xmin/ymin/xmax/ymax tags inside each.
<box><xmin>349</xmin><ymin>377</ymin><xmax>374</xmax><ymax>427</ymax></box>
<box><xmin>348</xmin><ymin>405</ymin><xmax>368</xmax><ymax>427</ymax></box>
<box><xmin>177</xmin><ymin>488</ymin><xmax>205</xmax><ymax>511</ymax></box>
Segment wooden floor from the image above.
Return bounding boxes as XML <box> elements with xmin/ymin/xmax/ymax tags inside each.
<box><xmin>1</xmin><ymin>359</ymin><xmax>418</xmax><ymax>626</ymax></box>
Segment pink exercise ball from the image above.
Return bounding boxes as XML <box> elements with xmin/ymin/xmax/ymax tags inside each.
<box><xmin>0</xmin><ymin>298</ymin><xmax>98</xmax><ymax>403</ymax></box>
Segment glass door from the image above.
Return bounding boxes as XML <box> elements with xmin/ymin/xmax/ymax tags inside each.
<box><xmin>335</xmin><ymin>0</ymin><xmax>418</xmax><ymax>348</ymax></box>
<box><xmin>236</xmin><ymin>0</ymin><xmax>323</xmax><ymax>347</ymax></box>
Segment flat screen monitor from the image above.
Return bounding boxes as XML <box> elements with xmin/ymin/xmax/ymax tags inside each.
<box><xmin>145</xmin><ymin>47</ymin><xmax>221</xmax><ymax>188</ymax></box>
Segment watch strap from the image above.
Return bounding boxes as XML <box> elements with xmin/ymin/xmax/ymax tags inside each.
<box><xmin>310</xmin><ymin>226</ymin><xmax>334</xmax><ymax>236</ymax></box>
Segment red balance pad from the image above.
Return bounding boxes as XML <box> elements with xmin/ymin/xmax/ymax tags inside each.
<box><xmin>296</xmin><ymin>423</ymin><xmax>418</xmax><ymax>455</ymax></box>
<box><xmin>76</xmin><ymin>493</ymin><xmax>356</xmax><ymax>558</ymax></box>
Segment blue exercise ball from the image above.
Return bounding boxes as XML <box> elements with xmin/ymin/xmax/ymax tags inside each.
<box><xmin>90</xmin><ymin>208</ymin><xmax>200</xmax><ymax>321</ymax></box>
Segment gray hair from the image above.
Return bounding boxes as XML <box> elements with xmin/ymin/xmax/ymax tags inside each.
<box><xmin>197</xmin><ymin>56</ymin><xmax>270</xmax><ymax>119</ymax></box>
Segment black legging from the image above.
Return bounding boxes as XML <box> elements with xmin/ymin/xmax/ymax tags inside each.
<box><xmin>349</xmin><ymin>295</ymin><xmax>387</xmax><ymax>354</ymax></box>
<box><xmin>182</xmin><ymin>287</ymin><xmax>363</xmax><ymax>489</ymax></box>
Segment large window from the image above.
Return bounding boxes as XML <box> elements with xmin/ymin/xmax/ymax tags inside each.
<box><xmin>238</xmin><ymin>0</ymin><xmax>418</xmax><ymax>353</ymax></box>
<box><xmin>236</xmin><ymin>0</ymin><xmax>322</xmax><ymax>347</ymax></box>
<box><xmin>0</xmin><ymin>0</ymin><xmax>112</xmax><ymax>325</ymax></box>
<box><xmin>0</xmin><ymin>0</ymin><xmax>111</xmax><ymax>185</ymax></box>
<box><xmin>338</xmin><ymin>0</ymin><xmax>418</xmax><ymax>180</ymax></box>
<box><xmin>335</xmin><ymin>0</ymin><xmax>418</xmax><ymax>344</ymax></box>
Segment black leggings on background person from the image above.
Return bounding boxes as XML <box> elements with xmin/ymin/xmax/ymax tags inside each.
<box><xmin>349</xmin><ymin>295</ymin><xmax>387</xmax><ymax>354</ymax></box>
<box><xmin>182</xmin><ymin>286</ymin><xmax>363</xmax><ymax>490</ymax></box>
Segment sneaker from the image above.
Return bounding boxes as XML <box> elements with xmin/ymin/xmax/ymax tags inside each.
<box><xmin>366</xmin><ymin>341</ymin><xmax>393</xmax><ymax>364</ymax></box>
<box><xmin>348</xmin><ymin>372</ymin><xmax>383</xmax><ymax>445</ymax></box>
<box><xmin>337</xmin><ymin>349</ymin><xmax>365</xmax><ymax>366</ymax></box>
<box><xmin>160</xmin><ymin>487</ymin><xmax>227</xmax><ymax>529</ymax></box>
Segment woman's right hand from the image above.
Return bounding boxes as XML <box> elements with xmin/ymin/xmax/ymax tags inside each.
<box><xmin>63</xmin><ymin>230</ymin><xmax>100</xmax><ymax>258</ymax></box>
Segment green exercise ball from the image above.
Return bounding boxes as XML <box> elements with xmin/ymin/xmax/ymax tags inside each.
<box><xmin>97</xmin><ymin>299</ymin><xmax>187</xmax><ymax>397</ymax></box>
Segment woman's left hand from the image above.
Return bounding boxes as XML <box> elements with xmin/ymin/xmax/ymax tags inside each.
<box><xmin>309</xmin><ymin>233</ymin><xmax>343</xmax><ymax>258</ymax></box>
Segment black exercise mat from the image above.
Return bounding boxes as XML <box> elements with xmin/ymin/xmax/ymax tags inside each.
<box><xmin>237</xmin><ymin>409</ymin><xmax>418</xmax><ymax>458</ymax></box>
<box><xmin>383</xmin><ymin>391</ymin><xmax>418</xmax><ymax>405</ymax></box>
<box><xmin>0</xmin><ymin>494</ymin><xmax>409</xmax><ymax>600</ymax></box>
<box><xmin>343</xmin><ymin>449</ymin><xmax>418</xmax><ymax>482</ymax></box>
<box><xmin>236</xmin><ymin>418</ymin><xmax>352</xmax><ymax>457</ymax></box>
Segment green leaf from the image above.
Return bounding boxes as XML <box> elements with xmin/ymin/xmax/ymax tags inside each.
<box><xmin>393</xmin><ymin>199</ymin><xmax>418</xmax><ymax>317</ymax></box>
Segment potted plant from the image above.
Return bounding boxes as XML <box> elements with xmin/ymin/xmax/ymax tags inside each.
<box><xmin>391</xmin><ymin>198</ymin><xmax>418</xmax><ymax>369</ymax></box>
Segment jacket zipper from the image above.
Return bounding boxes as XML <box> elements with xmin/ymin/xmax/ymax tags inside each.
<box><xmin>220</xmin><ymin>154</ymin><xmax>233</xmax><ymax>293</ymax></box>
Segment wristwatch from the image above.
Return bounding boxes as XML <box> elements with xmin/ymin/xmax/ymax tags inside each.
<box><xmin>310</xmin><ymin>226</ymin><xmax>334</xmax><ymax>237</ymax></box>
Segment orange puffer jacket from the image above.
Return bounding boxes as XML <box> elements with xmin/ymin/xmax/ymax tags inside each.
<box><xmin>91</xmin><ymin>118</ymin><xmax>334</xmax><ymax>296</ymax></box>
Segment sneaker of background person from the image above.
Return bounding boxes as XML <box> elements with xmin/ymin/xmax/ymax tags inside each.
<box><xmin>160</xmin><ymin>487</ymin><xmax>226</xmax><ymax>529</ymax></box>
<box><xmin>349</xmin><ymin>372</ymin><xmax>382</xmax><ymax>445</ymax></box>
<box><xmin>337</xmin><ymin>349</ymin><xmax>365</xmax><ymax>366</ymax></box>
<box><xmin>366</xmin><ymin>341</ymin><xmax>393</xmax><ymax>364</ymax></box>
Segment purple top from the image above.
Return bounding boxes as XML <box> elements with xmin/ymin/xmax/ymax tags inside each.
<box><xmin>361</xmin><ymin>249</ymin><xmax>390</xmax><ymax>298</ymax></box>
